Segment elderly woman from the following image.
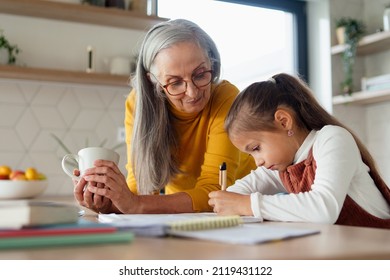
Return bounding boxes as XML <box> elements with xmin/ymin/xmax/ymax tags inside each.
<box><xmin>74</xmin><ymin>19</ymin><xmax>255</xmax><ymax>214</ymax></box>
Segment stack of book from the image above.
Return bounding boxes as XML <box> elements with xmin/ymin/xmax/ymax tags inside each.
<box><xmin>361</xmin><ymin>73</ymin><xmax>390</xmax><ymax>92</ymax></box>
<box><xmin>0</xmin><ymin>200</ymin><xmax>133</xmax><ymax>249</ymax></box>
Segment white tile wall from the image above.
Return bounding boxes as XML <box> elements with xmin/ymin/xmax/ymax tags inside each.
<box><xmin>1</xmin><ymin>4</ymin><xmax>142</xmax><ymax>197</ymax></box>
<box><xmin>333</xmin><ymin>102</ymin><xmax>390</xmax><ymax>185</ymax></box>
<box><xmin>0</xmin><ymin>78</ymin><xmax>130</xmax><ymax>196</ymax></box>
<box><xmin>365</xmin><ymin>102</ymin><xmax>390</xmax><ymax>184</ymax></box>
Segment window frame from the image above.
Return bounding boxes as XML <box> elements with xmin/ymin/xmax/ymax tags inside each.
<box><xmin>216</xmin><ymin>0</ymin><xmax>308</xmax><ymax>81</ymax></box>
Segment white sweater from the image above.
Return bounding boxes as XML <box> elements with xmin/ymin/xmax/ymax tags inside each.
<box><xmin>228</xmin><ymin>125</ymin><xmax>390</xmax><ymax>223</ymax></box>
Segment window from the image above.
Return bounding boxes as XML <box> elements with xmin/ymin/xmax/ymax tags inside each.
<box><xmin>157</xmin><ymin>0</ymin><xmax>307</xmax><ymax>90</ymax></box>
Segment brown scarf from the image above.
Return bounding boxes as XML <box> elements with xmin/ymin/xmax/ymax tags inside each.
<box><xmin>279</xmin><ymin>149</ymin><xmax>390</xmax><ymax>229</ymax></box>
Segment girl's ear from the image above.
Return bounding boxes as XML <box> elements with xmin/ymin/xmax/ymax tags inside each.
<box><xmin>274</xmin><ymin>109</ymin><xmax>293</xmax><ymax>130</ymax></box>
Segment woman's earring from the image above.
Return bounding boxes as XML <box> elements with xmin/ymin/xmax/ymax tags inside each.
<box><xmin>287</xmin><ymin>130</ymin><xmax>294</xmax><ymax>137</ymax></box>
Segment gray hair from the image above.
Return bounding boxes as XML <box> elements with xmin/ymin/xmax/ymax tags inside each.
<box><xmin>130</xmin><ymin>19</ymin><xmax>221</xmax><ymax>194</ymax></box>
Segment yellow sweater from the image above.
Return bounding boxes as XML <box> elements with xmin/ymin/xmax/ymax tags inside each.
<box><xmin>125</xmin><ymin>80</ymin><xmax>255</xmax><ymax>211</ymax></box>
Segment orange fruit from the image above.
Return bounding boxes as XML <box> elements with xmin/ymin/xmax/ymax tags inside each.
<box><xmin>0</xmin><ymin>165</ymin><xmax>12</xmax><ymax>179</ymax></box>
<box><xmin>25</xmin><ymin>167</ymin><xmax>39</xmax><ymax>180</ymax></box>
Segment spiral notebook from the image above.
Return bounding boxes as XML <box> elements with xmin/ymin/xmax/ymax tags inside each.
<box><xmin>98</xmin><ymin>213</ymin><xmax>251</xmax><ymax>237</ymax></box>
<box><xmin>98</xmin><ymin>213</ymin><xmax>320</xmax><ymax>244</ymax></box>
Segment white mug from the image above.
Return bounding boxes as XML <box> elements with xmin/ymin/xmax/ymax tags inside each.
<box><xmin>61</xmin><ymin>147</ymin><xmax>120</xmax><ymax>179</ymax></box>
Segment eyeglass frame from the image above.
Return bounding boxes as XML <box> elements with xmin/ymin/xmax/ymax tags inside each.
<box><xmin>149</xmin><ymin>70</ymin><xmax>214</xmax><ymax>96</ymax></box>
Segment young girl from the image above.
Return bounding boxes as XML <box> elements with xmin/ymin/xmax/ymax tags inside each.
<box><xmin>208</xmin><ymin>73</ymin><xmax>390</xmax><ymax>228</ymax></box>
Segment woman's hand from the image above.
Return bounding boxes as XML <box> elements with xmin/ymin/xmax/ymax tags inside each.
<box><xmin>81</xmin><ymin>159</ymin><xmax>138</xmax><ymax>214</ymax></box>
<box><xmin>208</xmin><ymin>190</ymin><xmax>253</xmax><ymax>216</ymax></box>
<box><xmin>73</xmin><ymin>169</ymin><xmax>113</xmax><ymax>213</ymax></box>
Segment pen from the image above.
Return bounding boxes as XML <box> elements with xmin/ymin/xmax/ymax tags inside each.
<box><xmin>219</xmin><ymin>162</ymin><xmax>227</xmax><ymax>191</ymax></box>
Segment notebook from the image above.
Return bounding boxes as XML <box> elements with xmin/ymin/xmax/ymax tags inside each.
<box><xmin>0</xmin><ymin>230</ymin><xmax>134</xmax><ymax>250</ymax></box>
<box><xmin>98</xmin><ymin>213</ymin><xmax>253</xmax><ymax>237</ymax></box>
<box><xmin>168</xmin><ymin>223</ymin><xmax>320</xmax><ymax>245</ymax></box>
<box><xmin>0</xmin><ymin>220</ymin><xmax>117</xmax><ymax>238</ymax></box>
<box><xmin>0</xmin><ymin>220</ymin><xmax>134</xmax><ymax>250</ymax></box>
<box><xmin>98</xmin><ymin>213</ymin><xmax>320</xmax><ymax>244</ymax></box>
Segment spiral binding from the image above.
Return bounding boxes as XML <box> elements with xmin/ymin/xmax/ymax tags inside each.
<box><xmin>168</xmin><ymin>215</ymin><xmax>242</xmax><ymax>231</ymax></box>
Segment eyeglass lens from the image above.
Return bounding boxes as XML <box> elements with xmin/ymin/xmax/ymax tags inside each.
<box><xmin>165</xmin><ymin>71</ymin><xmax>212</xmax><ymax>96</ymax></box>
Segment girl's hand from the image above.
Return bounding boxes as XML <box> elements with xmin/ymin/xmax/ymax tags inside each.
<box><xmin>208</xmin><ymin>191</ymin><xmax>253</xmax><ymax>216</ymax></box>
<box><xmin>82</xmin><ymin>159</ymin><xmax>138</xmax><ymax>214</ymax></box>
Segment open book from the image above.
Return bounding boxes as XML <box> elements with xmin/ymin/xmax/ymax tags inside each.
<box><xmin>98</xmin><ymin>213</ymin><xmax>320</xmax><ymax>245</ymax></box>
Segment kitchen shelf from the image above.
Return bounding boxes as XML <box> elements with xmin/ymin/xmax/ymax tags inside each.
<box><xmin>0</xmin><ymin>65</ymin><xmax>130</xmax><ymax>87</ymax></box>
<box><xmin>333</xmin><ymin>89</ymin><xmax>390</xmax><ymax>105</ymax></box>
<box><xmin>331</xmin><ymin>30</ymin><xmax>390</xmax><ymax>56</ymax></box>
<box><xmin>0</xmin><ymin>0</ymin><xmax>167</xmax><ymax>30</ymax></box>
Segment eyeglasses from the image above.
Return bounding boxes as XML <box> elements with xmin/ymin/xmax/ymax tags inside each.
<box><xmin>151</xmin><ymin>70</ymin><xmax>213</xmax><ymax>96</ymax></box>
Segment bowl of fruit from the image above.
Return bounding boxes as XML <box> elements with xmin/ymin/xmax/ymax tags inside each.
<box><xmin>0</xmin><ymin>166</ymin><xmax>48</xmax><ymax>199</ymax></box>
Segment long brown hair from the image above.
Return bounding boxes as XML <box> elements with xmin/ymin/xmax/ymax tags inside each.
<box><xmin>225</xmin><ymin>73</ymin><xmax>387</xmax><ymax>192</ymax></box>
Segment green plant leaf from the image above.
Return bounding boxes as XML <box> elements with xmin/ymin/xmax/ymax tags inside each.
<box><xmin>0</xmin><ymin>29</ymin><xmax>20</xmax><ymax>64</ymax></box>
<box><xmin>111</xmin><ymin>142</ymin><xmax>126</xmax><ymax>151</ymax></box>
<box><xmin>335</xmin><ymin>17</ymin><xmax>365</xmax><ymax>95</ymax></box>
<box><xmin>50</xmin><ymin>133</ymin><xmax>72</xmax><ymax>154</ymax></box>
<box><xmin>99</xmin><ymin>138</ymin><xmax>108</xmax><ymax>147</ymax></box>
<box><xmin>50</xmin><ymin>132</ymin><xmax>125</xmax><ymax>154</ymax></box>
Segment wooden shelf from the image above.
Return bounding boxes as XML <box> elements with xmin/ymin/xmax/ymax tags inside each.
<box><xmin>0</xmin><ymin>0</ymin><xmax>167</xmax><ymax>30</ymax></box>
<box><xmin>331</xmin><ymin>31</ymin><xmax>390</xmax><ymax>56</ymax></box>
<box><xmin>333</xmin><ymin>89</ymin><xmax>390</xmax><ymax>105</ymax></box>
<box><xmin>331</xmin><ymin>30</ymin><xmax>390</xmax><ymax>106</ymax></box>
<box><xmin>0</xmin><ymin>65</ymin><xmax>130</xmax><ymax>87</ymax></box>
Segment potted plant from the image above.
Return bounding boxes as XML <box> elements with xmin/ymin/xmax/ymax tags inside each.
<box><xmin>335</xmin><ymin>17</ymin><xmax>348</xmax><ymax>44</ymax></box>
<box><xmin>50</xmin><ymin>133</ymin><xmax>125</xmax><ymax>169</ymax></box>
<box><xmin>0</xmin><ymin>29</ymin><xmax>20</xmax><ymax>65</ymax></box>
<box><xmin>335</xmin><ymin>17</ymin><xmax>366</xmax><ymax>95</ymax></box>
